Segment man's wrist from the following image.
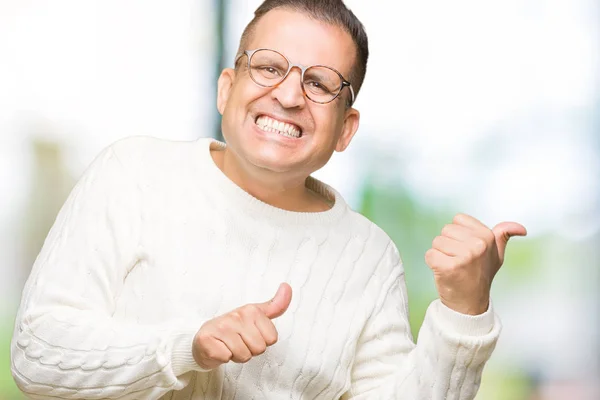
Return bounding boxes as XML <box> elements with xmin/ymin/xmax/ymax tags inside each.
<box><xmin>440</xmin><ymin>294</ymin><xmax>490</xmax><ymax>316</ymax></box>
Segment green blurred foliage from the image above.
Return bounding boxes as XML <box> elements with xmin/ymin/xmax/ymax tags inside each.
<box><xmin>1</xmin><ymin>321</ymin><xmax>24</xmax><ymax>399</ymax></box>
<box><xmin>477</xmin><ymin>368</ymin><xmax>534</xmax><ymax>399</ymax></box>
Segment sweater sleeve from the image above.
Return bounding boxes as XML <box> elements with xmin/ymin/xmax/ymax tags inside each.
<box><xmin>11</xmin><ymin>141</ymin><xmax>206</xmax><ymax>400</ymax></box>
<box><xmin>341</xmin><ymin>242</ymin><xmax>501</xmax><ymax>400</ymax></box>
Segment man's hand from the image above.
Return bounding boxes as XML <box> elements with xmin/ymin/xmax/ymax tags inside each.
<box><xmin>425</xmin><ymin>213</ymin><xmax>527</xmax><ymax>315</ymax></box>
<box><xmin>192</xmin><ymin>283</ymin><xmax>292</xmax><ymax>370</ymax></box>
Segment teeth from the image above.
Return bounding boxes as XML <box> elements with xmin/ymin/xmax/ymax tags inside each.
<box><xmin>256</xmin><ymin>116</ymin><xmax>301</xmax><ymax>138</ymax></box>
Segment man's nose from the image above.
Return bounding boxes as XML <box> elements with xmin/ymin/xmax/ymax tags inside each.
<box><xmin>271</xmin><ymin>67</ymin><xmax>306</xmax><ymax>109</ymax></box>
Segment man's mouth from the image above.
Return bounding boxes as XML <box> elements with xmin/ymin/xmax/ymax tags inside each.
<box><xmin>255</xmin><ymin>115</ymin><xmax>303</xmax><ymax>139</ymax></box>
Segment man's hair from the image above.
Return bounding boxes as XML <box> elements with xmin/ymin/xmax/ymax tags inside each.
<box><xmin>237</xmin><ymin>0</ymin><xmax>369</xmax><ymax>103</ymax></box>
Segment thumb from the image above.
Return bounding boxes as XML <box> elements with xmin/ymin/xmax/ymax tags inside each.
<box><xmin>257</xmin><ymin>283</ymin><xmax>293</xmax><ymax>319</ymax></box>
<box><xmin>492</xmin><ymin>221</ymin><xmax>527</xmax><ymax>263</ymax></box>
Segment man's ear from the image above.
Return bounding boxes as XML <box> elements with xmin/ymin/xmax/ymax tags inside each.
<box><xmin>335</xmin><ymin>107</ymin><xmax>360</xmax><ymax>152</ymax></box>
<box><xmin>217</xmin><ymin>68</ymin><xmax>236</xmax><ymax>115</ymax></box>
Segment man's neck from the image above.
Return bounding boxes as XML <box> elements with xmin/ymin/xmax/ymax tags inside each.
<box><xmin>210</xmin><ymin>147</ymin><xmax>332</xmax><ymax>213</ymax></box>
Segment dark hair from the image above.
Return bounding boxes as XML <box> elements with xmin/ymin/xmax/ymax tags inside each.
<box><xmin>238</xmin><ymin>0</ymin><xmax>369</xmax><ymax>103</ymax></box>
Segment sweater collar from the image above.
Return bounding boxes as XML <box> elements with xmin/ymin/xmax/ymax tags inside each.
<box><xmin>196</xmin><ymin>138</ymin><xmax>348</xmax><ymax>226</ymax></box>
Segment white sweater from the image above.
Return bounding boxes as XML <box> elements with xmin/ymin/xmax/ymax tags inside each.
<box><xmin>11</xmin><ymin>137</ymin><xmax>500</xmax><ymax>400</ymax></box>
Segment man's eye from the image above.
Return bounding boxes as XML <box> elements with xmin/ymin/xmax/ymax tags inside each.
<box><xmin>262</xmin><ymin>67</ymin><xmax>280</xmax><ymax>76</ymax></box>
<box><xmin>307</xmin><ymin>81</ymin><xmax>330</xmax><ymax>93</ymax></box>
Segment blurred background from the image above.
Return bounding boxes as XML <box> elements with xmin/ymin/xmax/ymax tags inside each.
<box><xmin>1</xmin><ymin>0</ymin><xmax>598</xmax><ymax>398</ymax></box>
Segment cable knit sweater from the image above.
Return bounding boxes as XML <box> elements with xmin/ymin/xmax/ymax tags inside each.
<box><xmin>11</xmin><ymin>136</ymin><xmax>500</xmax><ymax>400</ymax></box>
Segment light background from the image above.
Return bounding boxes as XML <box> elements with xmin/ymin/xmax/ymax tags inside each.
<box><xmin>1</xmin><ymin>1</ymin><xmax>598</xmax><ymax>398</ymax></box>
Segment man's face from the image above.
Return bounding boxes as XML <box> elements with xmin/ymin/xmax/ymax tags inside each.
<box><xmin>217</xmin><ymin>8</ymin><xmax>360</xmax><ymax>178</ymax></box>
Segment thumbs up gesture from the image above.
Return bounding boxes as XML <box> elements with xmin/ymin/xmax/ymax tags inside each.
<box><xmin>425</xmin><ymin>214</ymin><xmax>527</xmax><ymax>315</ymax></box>
<box><xmin>192</xmin><ymin>283</ymin><xmax>293</xmax><ymax>370</ymax></box>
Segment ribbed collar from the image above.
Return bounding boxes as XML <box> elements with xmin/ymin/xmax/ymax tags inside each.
<box><xmin>195</xmin><ymin>138</ymin><xmax>348</xmax><ymax>227</ymax></box>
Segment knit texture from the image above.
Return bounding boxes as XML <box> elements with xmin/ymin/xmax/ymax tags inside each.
<box><xmin>11</xmin><ymin>136</ymin><xmax>500</xmax><ymax>399</ymax></box>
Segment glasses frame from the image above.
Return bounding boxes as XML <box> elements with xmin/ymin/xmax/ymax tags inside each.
<box><xmin>234</xmin><ymin>48</ymin><xmax>355</xmax><ymax>105</ymax></box>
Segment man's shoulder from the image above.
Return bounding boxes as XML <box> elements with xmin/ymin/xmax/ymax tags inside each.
<box><xmin>313</xmin><ymin>178</ymin><xmax>392</xmax><ymax>247</ymax></box>
<box><xmin>335</xmin><ymin>203</ymin><xmax>397</xmax><ymax>254</ymax></box>
<box><xmin>109</xmin><ymin>135</ymin><xmax>206</xmax><ymax>157</ymax></box>
<box><xmin>106</xmin><ymin>135</ymin><xmax>211</xmax><ymax>171</ymax></box>
<box><xmin>329</xmin><ymin>207</ymin><xmax>404</xmax><ymax>290</ymax></box>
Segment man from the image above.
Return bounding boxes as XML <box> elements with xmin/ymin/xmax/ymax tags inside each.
<box><xmin>11</xmin><ymin>0</ymin><xmax>526</xmax><ymax>399</ymax></box>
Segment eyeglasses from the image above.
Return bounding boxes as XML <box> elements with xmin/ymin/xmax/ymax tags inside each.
<box><xmin>234</xmin><ymin>48</ymin><xmax>355</xmax><ymax>105</ymax></box>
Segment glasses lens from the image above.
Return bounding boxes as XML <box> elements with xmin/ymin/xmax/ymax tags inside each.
<box><xmin>303</xmin><ymin>66</ymin><xmax>343</xmax><ymax>103</ymax></box>
<box><xmin>249</xmin><ymin>49</ymin><xmax>289</xmax><ymax>87</ymax></box>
